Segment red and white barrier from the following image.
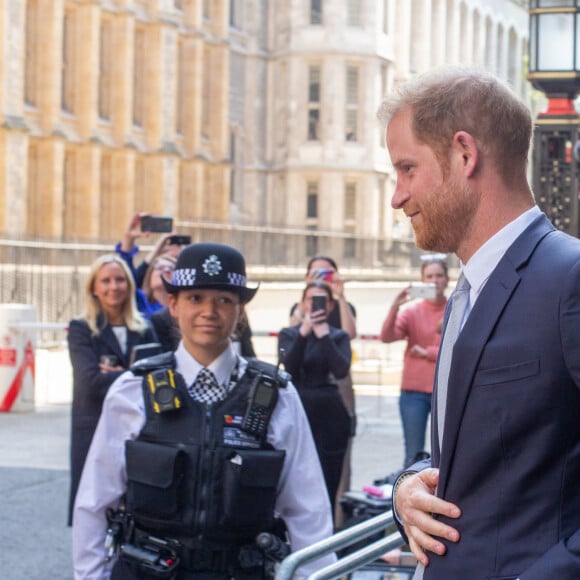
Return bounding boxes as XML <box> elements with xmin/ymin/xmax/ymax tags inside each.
<box><xmin>0</xmin><ymin>304</ymin><xmax>37</xmax><ymax>412</ymax></box>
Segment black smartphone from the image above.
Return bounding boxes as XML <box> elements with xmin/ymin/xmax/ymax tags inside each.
<box><xmin>141</xmin><ymin>215</ymin><xmax>173</xmax><ymax>233</ymax></box>
<box><xmin>167</xmin><ymin>234</ymin><xmax>191</xmax><ymax>246</ymax></box>
<box><xmin>129</xmin><ymin>342</ymin><xmax>162</xmax><ymax>366</ymax></box>
<box><xmin>100</xmin><ymin>354</ymin><xmax>120</xmax><ymax>367</ymax></box>
<box><xmin>311</xmin><ymin>295</ymin><xmax>327</xmax><ymax>313</ymax></box>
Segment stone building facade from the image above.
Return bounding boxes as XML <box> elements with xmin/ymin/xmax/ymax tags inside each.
<box><xmin>0</xmin><ymin>0</ymin><xmax>230</xmax><ymax>243</ymax></box>
<box><xmin>230</xmin><ymin>0</ymin><xmax>530</xmax><ymax>268</ymax></box>
<box><xmin>0</xmin><ymin>0</ymin><xmax>529</xmax><ymax>271</ymax></box>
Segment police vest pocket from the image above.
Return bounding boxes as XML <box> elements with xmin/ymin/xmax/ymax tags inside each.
<box><xmin>222</xmin><ymin>448</ymin><xmax>286</xmax><ymax>527</ymax></box>
<box><xmin>125</xmin><ymin>440</ymin><xmax>187</xmax><ymax>518</ymax></box>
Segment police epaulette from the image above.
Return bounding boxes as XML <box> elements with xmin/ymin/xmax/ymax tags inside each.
<box><xmin>246</xmin><ymin>359</ymin><xmax>289</xmax><ymax>388</ymax></box>
<box><xmin>276</xmin><ymin>369</ymin><xmax>291</xmax><ymax>388</ymax></box>
<box><xmin>130</xmin><ymin>351</ymin><xmax>175</xmax><ymax>376</ymax></box>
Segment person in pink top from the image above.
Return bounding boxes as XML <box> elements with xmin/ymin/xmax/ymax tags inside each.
<box><xmin>381</xmin><ymin>257</ymin><xmax>448</xmax><ymax>468</ymax></box>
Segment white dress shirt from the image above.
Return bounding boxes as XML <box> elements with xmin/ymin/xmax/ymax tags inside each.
<box><xmin>461</xmin><ymin>206</ymin><xmax>541</xmax><ymax>312</ymax></box>
<box><xmin>411</xmin><ymin>206</ymin><xmax>543</xmax><ymax>580</ymax></box>
<box><xmin>73</xmin><ymin>341</ymin><xmax>335</xmax><ymax>579</ymax></box>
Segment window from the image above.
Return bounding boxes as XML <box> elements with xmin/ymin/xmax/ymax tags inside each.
<box><xmin>27</xmin><ymin>143</ymin><xmax>40</xmax><ymax>235</ymax></box>
<box><xmin>230</xmin><ymin>131</ymin><xmax>236</xmax><ymax>202</ymax></box>
<box><xmin>344</xmin><ymin>226</ymin><xmax>356</xmax><ymax>258</ymax></box>
<box><xmin>307</xmin><ymin>181</ymin><xmax>318</xmax><ymax>218</ymax></box>
<box><xmin>306</xmin><ymin>226</ymin><xmax>319</xmax><ymax>257</ymax></box>
<box><xmin>311</xmin><ymin>0</ymin><xmax>322</xmax><ymax>25</ymax></box>
<box><xmin>176</xmin><ymin>40</ymin><xmax>186</xmax><ymax>135</ymax></box>
<box><xmin>344</xmin><ymin>182</ymin><xmax>357</xmax><ymax>259</ymax></box>
<box><xmin>202</xmin><ymin>49</ymin><xmax>212</xmax><ymax>139</ymax></box>
<box><xmin>62</xmin><ymin>11</ymin><xmax>75</xmax><ymax>113</ymax></box>
<box><xmin>347</xmin><ymin>0</ymin><xmax>361</xmax><ymax>27</ymax></box>
<box><xmin>25</xmin><ymin>0</ymin><xmax>39</xmax><ymax>106</ymax></box>
<box><xmin>230</xmin><ymin>0</ymin><xmax>242</xmax><ymax>28</ymax></box>
<box><xmin>344</xmin><ymin>182</ymin><xmax>356</xmax><ymax>221</ymax></box>
<box><xmin>345</xmin><ymin>66</ymin><xmax>359</xmax><ymax>141</ymax></box>
<box><xmin>133</xmin><ymin>28</ymin><xmax>145</xmax><ymax>127</ymax></box>
<box><xmin>99</xmin><ymin>21</ymin><xmax>113</xmax><ymax>120</ymax></box>
<box><xmin>308</xmin><ymin>66</ymin><xmax>321</xmax><ymax>141</ymax></box>
<box><xmin>100</xmin><ymin>153</ymin><xmax>113</xmax><ymax>239</ymax></box>
<box><xmin>496</xmin><ymin>24</ymin><xmax>504</xmax><ymax>76</ymax></box>
<box><xmin>383</xmin><ymin>0</ymin><xmax>389</xmax><ymax>34</ymax></box>
<box><xmin>203</xmin><ymin>0</ymin><xmax>211</xmax><ymax>20</ymax></box>
<box><xmin>135</xmin><ymin>157</ymin><xmax>146</xmax><ymax>210</ymax></box>
<box><xmin>63</xmin><ymin>150</ymin><xmax>75</xmax><ymax>237</ymax></box>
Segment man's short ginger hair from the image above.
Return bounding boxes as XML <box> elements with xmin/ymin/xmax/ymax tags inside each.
<box><xmin>377</xmin><ymin>67</ymin><xmax>533</xmax><ymax>185</ymax></box>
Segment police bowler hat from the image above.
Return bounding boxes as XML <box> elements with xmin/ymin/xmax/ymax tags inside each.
<box><xmin>162</xmin><ymin>242</ymin><xmax>258</xmax><ymax>303</ymax></box>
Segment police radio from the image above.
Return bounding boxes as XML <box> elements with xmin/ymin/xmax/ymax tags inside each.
<box><xmin>241</xmin><ymin>373</ymin><xmax>278</xmax><ymax>439</ymax></box>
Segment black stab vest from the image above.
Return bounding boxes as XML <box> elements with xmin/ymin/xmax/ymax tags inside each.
<box><xmin>123</xmin><ymin>354</ymin><xmax>287</xmax><ymax>551</ymax></box>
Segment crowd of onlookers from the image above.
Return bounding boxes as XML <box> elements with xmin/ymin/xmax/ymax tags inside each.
<box><xmin>66</xmin><ymin>213</ymin><xmax>448</xmax><ymax>545</ymax></box>
<box><xmin>67</xmin><ymin>211</ymin><xmax>447</xmax><ymax>532</ymax></box>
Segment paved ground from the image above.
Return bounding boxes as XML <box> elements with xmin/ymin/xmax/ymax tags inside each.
<box><xmin>0</xmin><ymin>384</ymin><xmax>418</xmax><ymax>579</ymax></box>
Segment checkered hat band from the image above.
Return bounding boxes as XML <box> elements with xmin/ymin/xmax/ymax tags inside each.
<box><xmin>172</xmin><ymin>268</ymin><xmax>196</xmax><ymax>286</ymax></box>
<box><xmin>171</xmin><ymin>268</ymin><xmax>247</xmax><ymax>287</ymax></box>
<box><xmin>228</xmin><ymin>273</ymin><xmax>247</xmax><ymax>287</ymax></box>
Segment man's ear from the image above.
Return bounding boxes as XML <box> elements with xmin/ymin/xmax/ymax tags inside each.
<box><xmin>452</xmin><ymin>131</ymin><xmax>478</xmax><ymax>178</ymax></box>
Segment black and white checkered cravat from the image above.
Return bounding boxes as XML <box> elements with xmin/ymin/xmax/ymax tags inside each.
<box><xmin>187</xmin><ymin>368</ymin><xmax>228</xmax><ymax>405</ymax></box>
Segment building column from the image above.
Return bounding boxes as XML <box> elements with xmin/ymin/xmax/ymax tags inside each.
<box><xmin>0</xmin><ymin>129</ymin><xmax>28</xmax><ymax>235</ymax></box>
<box><xmin>431</xmin><ymin>0</ymin><xmax>447</xmax><ymax>67</ymax></box>
<box><xmin>394</xmin><ymin>1</ymin><xmax>411</xmax><ymax>79</ymax></box>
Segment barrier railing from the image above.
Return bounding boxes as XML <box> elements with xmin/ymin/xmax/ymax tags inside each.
<box><xmin>275</xmin><ymin>510</ymin><xmax>407</xmax><ymax>580</ymax></box>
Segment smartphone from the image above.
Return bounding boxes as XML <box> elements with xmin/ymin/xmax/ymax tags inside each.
<box><xmin>100</xmin><ymin>354</ymin><xmax>120</xmax><ymax>367</ymax></box>
<box><xmin>167</xmin><ymin>234</ymin><xmax>191</xmax><ymax>246</ymax></box>
<box><xmin>312</xmin><ymin>268</ymin><xmax>334</xmax><ymax>282</ymax></box>
<box><xmin>141</xmin><ymin>215</ymin><xmax>174</xmax><ymax>233</ymax></box>
<box><xmin>129</xmin><ymin>342</ymin><xmax>163</xmax><ymax>366</ymax></box>
<box><xmin>311</xmin><ymin>295</ymin><xmax>327</xmax><ymax>313</ymax></box>
<box><xmin>409</xmin><ymin>282</ymin><xmax>437</xmax><ymax>300</ymax></box>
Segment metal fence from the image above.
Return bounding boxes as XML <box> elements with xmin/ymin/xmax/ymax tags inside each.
<box><xmin>275</xmin><ymin>510</ymin><xmax>411</xmax><ymax>580</ymax></box>
<box><xmin>0</xmin><ymin>226</ymin><xmax>433</xmax><ymax>346</ymax></box>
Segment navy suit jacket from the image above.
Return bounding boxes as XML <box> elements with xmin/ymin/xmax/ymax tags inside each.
<box><xmin>414</xmin><ymin>214</ymin><xmax>580</xmax><ymax>579</ymax></box>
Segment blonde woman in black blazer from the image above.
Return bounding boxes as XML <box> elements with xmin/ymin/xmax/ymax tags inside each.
<box><xmin>67</xmin><ymin>254</ymin><xmax>156</xmax><ymax>525</ymax></box>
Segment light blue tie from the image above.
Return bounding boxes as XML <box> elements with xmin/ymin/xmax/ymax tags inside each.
<box><xmin>436</xmin><ymin>273</ymin><xmax>470</xmax><ymax>451</ymax></box>
<box><xmin>413</xmin><ymin>276</ymin><xmax>470</xmax><ymax>580</ymax></box>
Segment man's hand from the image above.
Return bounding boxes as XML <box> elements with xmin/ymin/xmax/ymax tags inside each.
<box><xmin>396</xmin><ymin>469</ymin><xmax>461</xmax><ymax>567</ymax></box>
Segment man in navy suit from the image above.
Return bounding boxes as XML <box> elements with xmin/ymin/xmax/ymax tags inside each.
<box><xmin>377</xmin><ymin>67</ymin><xmax>580</xmax><ymax>579</ymax></box>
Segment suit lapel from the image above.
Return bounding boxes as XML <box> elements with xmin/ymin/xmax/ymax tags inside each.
<box><xmin>436</xmin><ymin>214</ymin><xmax>554</xmax><ymax>495</ymax></box>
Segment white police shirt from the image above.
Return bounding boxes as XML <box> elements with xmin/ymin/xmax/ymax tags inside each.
<box><xmin>73</xmin><ymin>341</ymin><xmax>335</xmax><ymax>579</ymax></box>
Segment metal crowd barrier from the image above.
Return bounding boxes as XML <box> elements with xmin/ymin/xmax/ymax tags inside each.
<box><xmin>275</xmin><ymin>510</ymin><xmax>408</xmax><ymax>580</ymax></box>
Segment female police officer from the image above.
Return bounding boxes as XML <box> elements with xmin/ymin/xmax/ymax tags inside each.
<box><xmin>72</xmin><ymin>242</ymin><xmax>335</xmax><ymax>579</ymax></box>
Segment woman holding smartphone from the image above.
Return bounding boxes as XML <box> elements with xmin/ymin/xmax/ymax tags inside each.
<box><xmin>279</xmin><ymin>281</ymin><xmax>352</xmax><ymax>518</ymax></box>
<box><xmin>289</xmin><ymin>256</ymin><xmax>357</xmax><ymax>524</ymax></box>
<box><xmin>67</xmin><ymin>254</ymin><xmax>157</xmax><ymax>525</ymax></box>
<box><xmin>380</xmin><ymin>257</ymin><xmax>449</xmax><ymax>468</ymax></box>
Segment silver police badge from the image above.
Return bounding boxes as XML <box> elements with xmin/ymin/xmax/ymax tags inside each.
<box><xmin>202</xmin><ymin>254</ymin><xmax>222</xmax><ymax>276</ymax></box>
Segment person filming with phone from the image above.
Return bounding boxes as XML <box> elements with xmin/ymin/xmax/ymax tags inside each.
<box><xmin>289</xmin><ymin>256</ymin><xmax>356</xmax><ymax>524</ymax></box>
<box><xmin>279</xmin><ymin>281</ymin><xmax>352</xmax><ymax>519</ymax></box>
<box><xmin>380</xmin><ymin>257</ymin><xmax>448</xmax><ymax>468</ymax></box>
